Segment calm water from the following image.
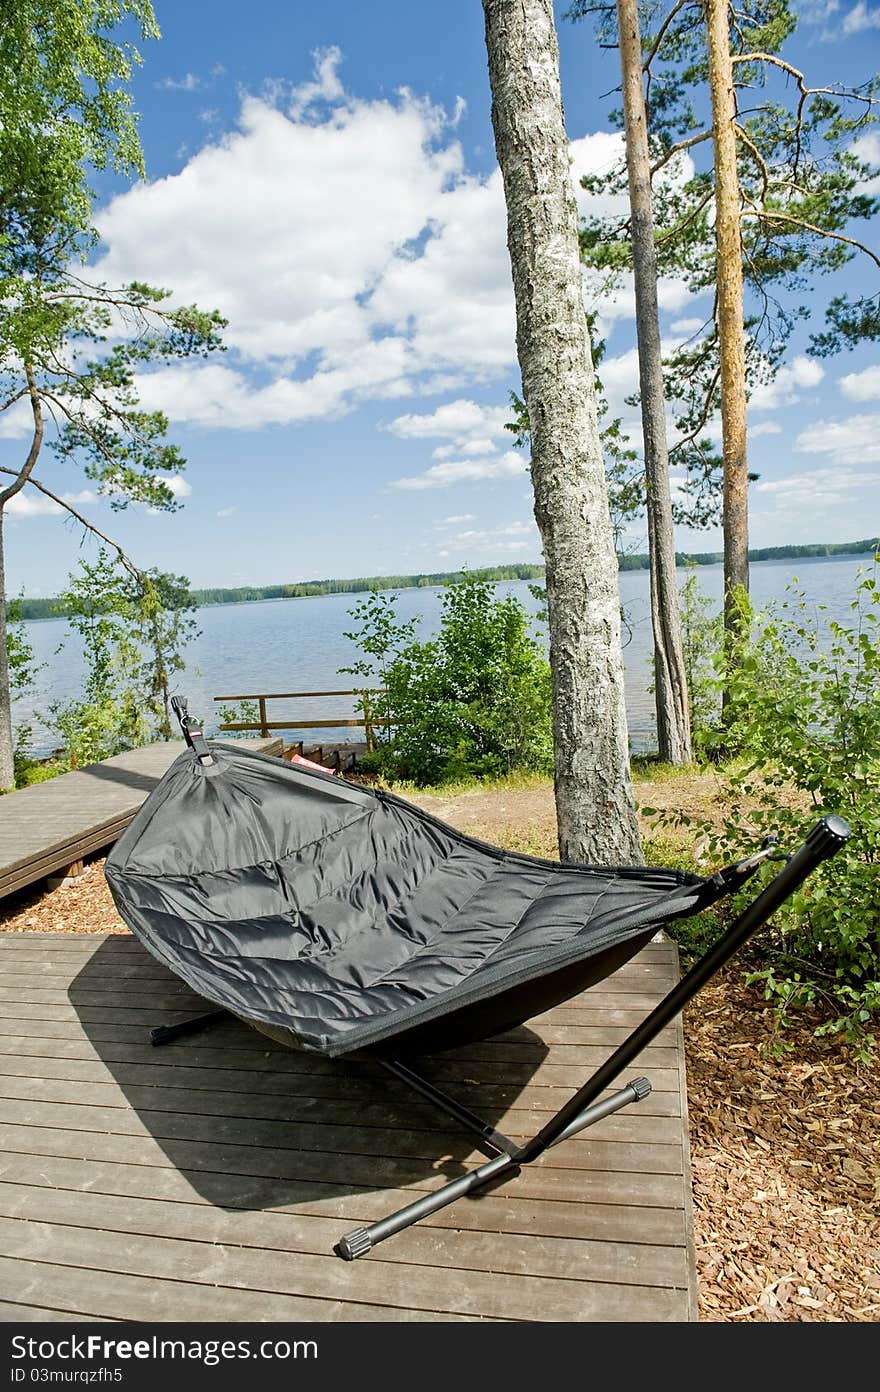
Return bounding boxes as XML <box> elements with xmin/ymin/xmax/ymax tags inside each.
<box><xmin>14</xmin><ymin>554</ymin><xmax>874</xmax><ymax>757</ymax></box>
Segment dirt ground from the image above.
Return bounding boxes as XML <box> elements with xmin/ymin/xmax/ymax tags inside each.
<box><xmin>1</xmin><ymin>771</ymin><xmax>877</xmax><ymax>1322</ymax></box>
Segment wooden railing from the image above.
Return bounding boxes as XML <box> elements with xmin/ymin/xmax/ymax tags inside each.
<box><xmin>213</xmin><ymin>689</ymin><xmax>387</xmax><ymax>752</ymax></box>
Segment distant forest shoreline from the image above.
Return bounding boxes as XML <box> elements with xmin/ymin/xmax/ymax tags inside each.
<box><xmin>15</xmin><ymin>537</ymin><xmax>879</xmax><ymax>621</ymax></box>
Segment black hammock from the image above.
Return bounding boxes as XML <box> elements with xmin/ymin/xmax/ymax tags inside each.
<box><xmin>104</xmin><ymin>700</ymin><xmax>850</xmax><ymax>1260</ymax></box>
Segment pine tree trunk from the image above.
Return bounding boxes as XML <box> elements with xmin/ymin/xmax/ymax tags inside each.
<box><xmin>616</xmin><ymin>0</ymin><xmax>692</xmax><ymax>766</ymax></box>
<box><xmin>0</xmin><ymin>509</ymin><xmax>16</xmax><ymax>792</ymax></box>
<box><xmin>483</xmin><ymin>0</ymin><xmax>642</xmax><ymax>864</ymax></box>
<box><xmin>705</xmin><ymin>0</ymin><xmax>749</xmax><ymax>657</ymax></box>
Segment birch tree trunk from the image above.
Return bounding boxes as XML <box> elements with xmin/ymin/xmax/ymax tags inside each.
<box><xmin>616</xmin><ymin>0</ymin><xmax>692</xmax><ymax>766</ymax></box>
<box><xmin>0</xmin><ymin>509</ymin><xmax>14</xmax><ymax>793</ymax></box>
<box><xmin>0</xmin><ymin>374</ymin><xmax>43</xmax><ymax>792</ymax></box>
<box><xmin>483</xmin><ymin>0</ymin><xmax>641</xmax><ymax>864</ymax></box>
<box><xmin>705</xmin><ymin>0</ymin><xmax>749</xmax><ymax>653</ymax></box>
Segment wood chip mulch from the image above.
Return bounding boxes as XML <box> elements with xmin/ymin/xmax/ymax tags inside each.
<box><xmin>1</xmin><ymin>850</ymin><xmax>877</xmax><ymax>1322</ymax></box>
<box><xmin>683</xmin><ymin>969</ymin><xmax>879</xmax><ymax>1322</ymax></box>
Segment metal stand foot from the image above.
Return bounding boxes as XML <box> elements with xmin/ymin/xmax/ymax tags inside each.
<box><xmin>150</xmin><ymin>1009</ymin><xmax>229</xmax><ymax>1046</ymax></box>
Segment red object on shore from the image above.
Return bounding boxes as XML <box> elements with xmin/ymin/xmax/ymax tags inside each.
<box><xmin>290</xmin><ymin>753</ymin><xmax>337</xmax><ymax>775</ymax></box>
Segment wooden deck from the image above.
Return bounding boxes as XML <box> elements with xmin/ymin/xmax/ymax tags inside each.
<box><xmin>0</xmin><ymin>737</ymin><xmax>283</xmax><ymax>899</ymax></box>
<box><xmin>0</xmin><ymin>931</ymin><xmax>697</xmax><ymax>1322</ymax></box>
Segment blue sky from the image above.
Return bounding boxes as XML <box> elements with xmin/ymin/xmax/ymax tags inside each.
<box><xmin>4</xmin><ymin>0</ymin><xmax>879</xmax><ymax>595</ymax></box>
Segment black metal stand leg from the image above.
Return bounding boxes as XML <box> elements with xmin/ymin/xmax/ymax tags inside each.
<box><xmin>335</xmin><ymin>817</ymin><xmax>850</xmax><ymax>1260</ymax></box>
<box><xmin>380</xmin><ymin>1059</ymin><xmax>519</xmax><ymax>1157</ymax></box>
<box><xmin>335</xmin><ymin>1076</ymin><xmax>651</xmax><ymax>1259</ymax></box>
<box><xmin>150</xmin><ymin>1009</ymin><xmax>230</xmax><ymax>1046</ymax></box>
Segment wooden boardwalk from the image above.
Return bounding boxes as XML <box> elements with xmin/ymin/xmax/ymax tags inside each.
<box><xmin>0</xmin><ymin>737</ymin><xmax>282</xmax><ymax>899</ymax></box>
<box><xmin>0</xmin><ymin>931</ymin><xmax>697</xmax><ymax>1322</ymax></box>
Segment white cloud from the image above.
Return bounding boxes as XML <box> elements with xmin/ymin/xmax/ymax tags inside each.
<box><xmin>4</xmin><ymin>487</ymin><xmax>98</xmax><ymax>518</ymax></box>
<box><xmin>850</xmin><ymin>132</ymin><xmax>880</xmax><ymax>195</ymax></box>
<box><xmin>159</xmin><ymin>72</ymin><xmax>201</xmax><ymax>92</ymax></box>
<box><xmin>569</xmin><ymin>132</ymin><xmax>628</xmax><ymax>224</ymax></box>
<box><xmin>93</xmin><ymin>67</ymin><xmax>714</xmax><ymax>439</ymax></box>
<box><xmin>0</xmin><ymin>397</ymin><xmax>34</xmax><ymax>439</ymax></box>
<box><xmin>457</xmin><ymin>520</ymin><xmax>535</xmax><ymax>541</ymax></box>
<box><xmin>216</xmin><ymin>505</ymin><xmax>237</xmax><ymax>518</ymax></box>
<box><xmin>795</xmin><ymin>412</ymin><xmax>880</xmax><ymax>465</ymax></box>
<box><xmin>288</xmin><ymin>47</ymin><xmax>346</xmax><ymax>118</ymax></box>
<box><xmin>386</xmin><ymin>400</ymin><xmax>510</xmax><ymax>440</ymax></box>
<box><xmin>797</xmin><ymin>0</ymin><xmax>841</xmax><ymax>21</ymax></box>
<box><xmin>5</xmin><ymin>491</ymin><xmax>62</xmax><ymax>518</ymax></box>
<box><xmin>390</xmin><ymin>450</ymin><xmax>528</xmax><ymax>490</ymax></box>
<box><xmin>433</xmin><ymin>519</ymin><xmax>539</xmax><ymax>556</ymax></box>
<box><xmin>749</xmin><ymin>421</ymin><xmax>782</xmax><ymax>438</ymax></box>
<box><xmin>157</xmin><ymin>475</ymin><xmax>192</xmax><ymax>499</ymax></box>
<box><xmin>754</xmin><ymin>465</ymin><xmax>880</xmax><ymax>510</ymax></box>
<box><xmin>749</xmin><ymin>356</ymin><xmax>825</xmax><ymax>412</ymax></box>
<box><xmin>386</xmin><ymin>400</ymin><xmax>513</xmax><ymax>451</ymax></box>
<box><xmin>669</xmin><ymin>317</ymin><xmax>708</xmax><ymax>336</ymax></box>
<box><xmin>839</xmin><ymin>364</ymin><xmax>880</xmax><ymax>401</ymax></box>
<box><xmin>438</xmin><ymin>514</ymin><xmax>476</xmax><ymax>525</ymax></box>
<box><xmin>843</xmin><ymin>1</ymin><xmax>880</xmax><ymax>32</ymax></box>
<box><xmin>95</xmin><ymin>88</ymin><xmax>467</xmax><ymax>373</ymax></box>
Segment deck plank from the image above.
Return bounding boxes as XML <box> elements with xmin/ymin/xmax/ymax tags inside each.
<box><xmin>0</xmin><ymin>933</ymin><xmax>698</xmax><ymax>1322</ymax></box>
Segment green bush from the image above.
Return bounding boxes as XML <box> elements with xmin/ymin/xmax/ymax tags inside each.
<box><xmin>654</xmin><ymin>564</ymin><xmax>880</xmax><ymax>1057</ymax></box>
<box><xmin>678</xmin><ymin>566</ymin><xmax>725</xmax><ymax>759</ymax></box>
<box><xmin>49</xmin><ymin>551</ymin><xmax>198</xmax><ymax>768</ymax></box>
<box><xmin>341</xmin><ymin>573</ymin><xmax>553</xmax><ymax>786</ymax></box>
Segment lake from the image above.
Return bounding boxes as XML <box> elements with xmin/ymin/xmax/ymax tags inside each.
<box><xmin>13</xmin><ymin>553</ymin><xmax>874</xmax><ymax>758</ymax></box>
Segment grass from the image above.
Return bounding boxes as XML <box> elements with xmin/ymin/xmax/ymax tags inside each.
<box><xmin>378</xmin><ymin>767</ymin><xmax>555</xmax><ymax>800</ymax></box>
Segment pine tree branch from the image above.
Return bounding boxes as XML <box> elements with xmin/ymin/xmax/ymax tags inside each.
<box><xmin>650</xmin><ymin>128</ymin><xmax>713</xmax><ymax>178</ymax></box>
<box><xmin>668</xmin><ymin>362</ymin><xmax>721</xmax><ymax>458</ymax></box>
<box><xmin>0</xmin><ymin>366</ymin><xmax>44</xmax><ymax>508</ymax></box>
<box><xmin>38</xmin><ymin>390</ymin><xmax>126</xmax><ymax>474</ymax></box>
<box><xmin>730</xmin><ymin>52</ymin><xmax>876</xmax><ymax>178</ymax></box>
<box><xmin>655</xmin><ymin>185</ymin><xmax>714</xmax><ymax>244</ymax></box>
<box><xmin>642</xmin><ymin>0</ymin><xmax>690</xmax><ymax>75</ymax></box>
<box><xmin>0</xmin><ymin>467</ymin><xmax>145</xmax><ymax>584</ymax></box>
<box><xmin>0</xmin><ymin>387</ymin><xmax>28</xmax><ymax>415</ymax></box>
<box><xmin>735</xmin><ymin>124</ymin><xmax>770</xmax><ymax>204</ymax></box>
<box><xmin>740</xmin><ymin>203</ymin><xmax>880</xmax><ymax>270</ymax></box>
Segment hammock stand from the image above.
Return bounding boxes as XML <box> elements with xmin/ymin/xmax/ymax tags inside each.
<box><xmin>104</xmin><ymin>699</ymin><xmax>850</xmax><ymax>1261</ymax></box>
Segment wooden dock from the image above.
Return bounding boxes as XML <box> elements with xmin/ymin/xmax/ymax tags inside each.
<box><xmin>0</xmin><ymin>931</ymin><xmax>697</xmax><ymax>1322</ymax></box>
<box><xmin>0</xmin><ymin>737</ymin><xmax>283</xmax><ymax>900</ymax></box>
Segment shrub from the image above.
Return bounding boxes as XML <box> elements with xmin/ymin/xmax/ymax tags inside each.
<box><xmin>50</xmin><ymin>550</ymin><xmax>198</xmax><ymax>767</ymax></box>
<box><xmin>653</xmin><ymin>564</ymin><xmax>880</xmax><ymax>1057</ymax></box>
<box><xmin>341</xmin><ymin>573</ymin><xmax>553</xmax><ymax>786</ymax></box>
<box><xmin>678</xmin><ymin>565</ymin><xmax>724</xmax><ymax>760</ymax></box>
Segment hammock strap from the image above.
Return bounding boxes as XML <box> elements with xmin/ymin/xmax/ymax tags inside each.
<box><xmin>170</xmin><ymin>695</ymin><xmax>214</xmax><ymax>765</ymax></box>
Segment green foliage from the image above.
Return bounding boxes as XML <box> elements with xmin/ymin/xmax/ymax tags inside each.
<box><xmin>0</xmin><ymin>0</ymin><xmax>225</xmax><ymax>522</ymax></box>
<box><xmin>650</xmin><ymin>563</ymin><xmax>880</xmax><ymax>1055</ymax></box>
<box><xmin>214</xmin><ymin>700</ymin><xmax>261</xmax><ymax>738</ymax></box>
<box><xmin>0</xmin><ymin>1</ymin><xmax>159</xmax><ymax>252</ymax></box>
<box><xmin>6</xmin><ymin>597</ymin><xmax>47</xmax><ymax>789</ymax></box>
<box><xmin>678</xmin><ymin>566</ymin><xmax>724</xmax><ymax>758</ymax></box>
<box><xmin>6</xmin><ymin>598</ymin><xmax>41</xmax><ymax>701</ymax></box>
<box><xmin>50</xmin><ymin>550</ymin><xmax>199</xmax><ymax>766</ymax></box>
<box><xmin>570</xmin><ymin>0</ymin><xmax>879</xmax><ymax>519</ymax></box>
<box><xmin>341</xmin><ymin>574</ymin><xmax>554</xmax><ymax>786</ymax></box>
<box><xmin>13</xmin><ymin>755</ymin><xmax>68</xmax><ymax>788</ymax></box>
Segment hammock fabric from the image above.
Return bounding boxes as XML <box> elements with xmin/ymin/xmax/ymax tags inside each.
<box><xmin>103</xmin><ymin>707</ymin><xmax>850</xmax><ymax>1260</ymax></box>
<box><xmin>106</xmin><ymin>739</ymin><xmax>729</xmax><ymax>1059</ymax></box>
